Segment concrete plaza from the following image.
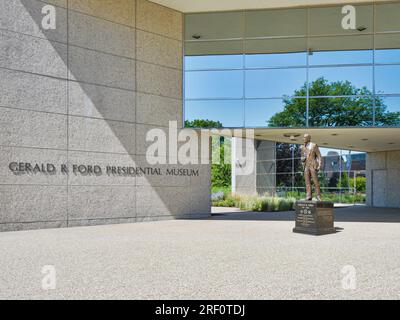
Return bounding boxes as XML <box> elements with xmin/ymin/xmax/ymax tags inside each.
<box><xmin>0</xmin><ymin>206</ymin><xmax>399</xmax><ymax>300</ymax></box>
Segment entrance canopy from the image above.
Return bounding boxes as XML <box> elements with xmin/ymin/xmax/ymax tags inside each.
<box><xmin>150</xmin><ymin>0</ymin><xmax>391</xmax><ymax>13</ymax></box>
<box><xmin>221</xmin><ymin>127</ymin><xmax>400</xmax><ymax>152</ymax></box>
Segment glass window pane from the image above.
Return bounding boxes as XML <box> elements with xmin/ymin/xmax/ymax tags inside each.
<box><xmin>246</xmin><ymin>52</ymin><xmax>307</xmax><ymax>68</ymax></box>
<box><xmin>376</xmin><ymin>3</ymin><xmax>400</xmax><ymax>33</ymax></box>
<box><xmin>276</xmin><ymin>160</ymin><xmax>293</xmax><ymax>173</ymax></box>
<box><xmin>344</xmin><ymin>152</ymin><xmax>366</xmax><ymax>171</ymax></box>
<box><xmin>245</xmin><ymin>37</ymin><xmax>306</xmax><ymax>55</ymax></box>
<box><xmin>245</xmin><ymin>69</ymin><xmax>307</xmax><ymax>98</ymax></box>
<box><xmin>375</xmin><ymin>65</ymin><xmax>400</xmax><ymax>95</ymax></box>
<box><xmin>245</xmin><ymin>98</ymin><xmax>307</xmax><ymax>127</ymax></box>
<box><xmin>185</xmin><ymin>70</ymin><xmax>243</xmax><ymax>99</ymax></box>
<box><xmin>184</xmin><ymin>100</ymin><xmax>244</xmax><ymax>128</ymax></box>
<box><xmin>185</xmin><ymin>12</ymin><xmax>244</xmax><ymax>40</ymax></box>
<box><xmin>310</xmin><ymin>4</ymin><xmax>373</xmax><ymax>36</ymax></box>
<box><xmin>375</xmin><ymin>96</ymin><xmax>400</xmax><ymax>127</ymax></box>
<box><xmin>185</xmin><ymin>40</ymin><xmax>243</xmax><ymax>56</ymax></box>
<box><xmin>375</xmin><ymin>34</ymin><xmax>400</xmax><ymax>64</ymax></box>
<box><xmin>276</xmin><ymin>173</ymin><xmax>293</xmax><ymax>188</ymax></box>
<box><xmin>309</xmin><ymin>97</ymin><xmax>373</xmax><ymax>127</ymax></box>
<box><xmin>245</xmin><ymin>8</ymin><xmax>307</xmax><ymax>38</ymax></box>
<box><xmin>276</xmin><ymin>143</ymin><xmax>300</xmax><ymax>160</ymax></box>
<box><xmin>309</xmin><ymin>66</ymin><xmax>373</xmax><ymax>95</ymax></box>
<box><xmin>185</xmin><ymin>54</ymin><xmax>243</xmax><ymax>70</ymax></box>
<box><xmin>309</xmin><ymin>35</ymin><xmax>373</xmax><ymax>65</ymax></box>
<box><xmin>245</xmin><ymin>39</ymin><xmax>307</xmax><ymax>68</ymax></box>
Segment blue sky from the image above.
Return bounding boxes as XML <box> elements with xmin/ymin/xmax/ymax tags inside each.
<box><xmin>184</xmin><ymin>49</ymin><xmax>400</xmax><ymax>128</ymax></box>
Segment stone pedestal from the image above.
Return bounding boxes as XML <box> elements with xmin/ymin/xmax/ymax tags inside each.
<box><xmin>293</xmin><ymin>201</ymin><xmax>336</xmax><ymax>235</ymax></box>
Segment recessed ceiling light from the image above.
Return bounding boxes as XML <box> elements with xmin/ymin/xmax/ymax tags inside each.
<box><xmin>283</xmin><ymin>133</ymin><xmax>301</xmax><ymax>141</ymax></box>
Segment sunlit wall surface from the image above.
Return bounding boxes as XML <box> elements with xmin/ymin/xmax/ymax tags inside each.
<box><xmin>184</xmin><ymin>2</ymin><xmax>400</xmax><ymax>128</ymax></box>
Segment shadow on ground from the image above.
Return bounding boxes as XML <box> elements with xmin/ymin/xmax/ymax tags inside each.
<box><xmin>203</xmin><ymin>206</ymin><xmax>400</xmax><ymax>223</ymax></box>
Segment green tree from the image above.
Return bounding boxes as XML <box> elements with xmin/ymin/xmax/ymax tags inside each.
<box><xmin>184</xmin><ymin>119</ymin><xmax>222</xmax><ymax>128</ymax></box>
<box><xmin>185</xmin><ymin>119</ymin><xmax>231</xmax><ymax>190</ymax></box>
<box><xmin>269</xmin><ymin>77</ymin><xmax>400</xmax><ymax>127</ymax></box>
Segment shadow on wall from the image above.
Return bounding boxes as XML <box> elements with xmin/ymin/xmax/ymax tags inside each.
<box><xmin>15</xmin><ymin>0</ymin><xmax>209</xmax><ymax>223</ymax></box>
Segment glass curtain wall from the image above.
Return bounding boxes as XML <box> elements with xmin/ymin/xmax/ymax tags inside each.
<box><xmin>184</xmin><ymin>2</ymin><xmax>400</xmax><ymax>128</ymax></box>
<box><xmin>256</xmin><ymin>143</ymin><xmax>366</xmax><ymax>203</ymax></box>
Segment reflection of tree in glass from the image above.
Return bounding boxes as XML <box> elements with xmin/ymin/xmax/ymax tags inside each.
<box><xmin>268</xmin><ymin>77</ymin><xmax>400</xmax><ymax>127</ymax></box>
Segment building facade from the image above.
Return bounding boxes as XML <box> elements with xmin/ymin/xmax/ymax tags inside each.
<box><xmin>1</xmin><ymin>0</ymin><xmax>399</xmax><ymax>232</ymax></box>
<box><xmin>183</xmin><ymin>1</ymin><xmax>400</xmax><ymax>208</ymax></box>
<box><xmin>0</xmin><ymin>0</ymin><xmax>211</xmax><ymax>232</ymax></box>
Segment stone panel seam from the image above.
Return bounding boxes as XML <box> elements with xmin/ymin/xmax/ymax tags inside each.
<box><xmin>136</xmin><ymin>27</ymin><xmax>182</xmax><ymax>42</ymax></box>
<box><xmin>68</xmin><ymin>43</ymin><xmax>136</xmax><ymax>62</ymax></box>
<box><xmin>0</xmin><ymin>26</ymin><xmax>68</xmax><ymax>46</ymax></box>
<box><xmin>0</xmin><ymin>184</ymin><xmax>138</xmax><ymax>187</ymax></box>
<box><xmin>0</xmin><ymin>66</ymin><xmax>183</xmax><ymax>100</ymax></box>
<box><xmin>0</xmin><ymin>219</ymin><xmax>67</xmax><ymax>225</ymax></box>
<box><xmin>66</xmin><ymin>0</ymin><xmax>70</xmax><ymax>227</ymax></box>
<box><xmin>0</xmin><ymin>27</ymin><xmax>68</xmax><ymax>50</ymax></box>
<box><xmin>67</xmin><ymin>216</ymin><xmax>137</xmax><ymax>221</ymax></box>
<box><xmin>0</xmin><ymin>19</ymin><xmax>182</xmax><ymax>62</ymax></box>
<box><xmin>63</xmin><ymin>6</ymin><xmax>183</xmax><ymax>43</ymax></box>
<box><xmin>140</xmin><ymin>0</ymin><xmax>183</xmax><ymax>15</ymax></box>
<box><xmin>0</xmin><ymin>144</ymin><xmax>163</xmax><ymax>156</ymax></box>
<box><xmin>66</xmin><ymin>7</ymin><xmax>135</xmax><ymax>29</ymax></box>
<box><xmin>38</xmin><ymin>0</ymin><xmax>67</xmax><ymax>9</ymax></box>
<box><xmin>0</xmin><ymin>66</ymin><xmax>69</xmax><ymax>82</ymax></box>
<box><xmin>134</xmin><ymin>0</ymin><xmax>138</xmax><ymax>220</ymax></box>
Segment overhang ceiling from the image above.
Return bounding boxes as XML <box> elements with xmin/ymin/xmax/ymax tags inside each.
<box><xmin>218</xmin><ymin>127</ymin><xmax>400</xmax><ymax>152</ymax></box>
<box><xmin>150</xmin><ymin>0</ymin><xmax>394</xmax><ymax>13</ymax></box>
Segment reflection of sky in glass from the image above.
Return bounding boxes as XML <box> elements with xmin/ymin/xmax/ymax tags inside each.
<box><xmin>245</xmin><ymin>99</ymin><xmax>305</xmax><ymax>127</ymax></box>
<box><xmin>184</xmin><ymin>49</ymin><xmax>400</xmax><ymax>127</ymax></box>
<box><xmin>309</xmin><ymin>66</ymin><xmax>373</xmax><ymax>92</ymax></box>
<box><xmin>246</xmin><ymin>69</ymin><xmax>307</xmax><ymax>98</ymax></box>
<box><xmin>375</xmin><ymin>65</ymin><xmax>400</xmax><ymax>94</ymax></box>
<box><xmin>185</xmin><ymin>55</ymin><xmax>243</xmax><ymax>70</ymax></box>
<box><xmin>185</xmin><ymin>70</ymin><xmax>243</xmax><ymax>99</ymax></box>
<box><xmin>379</xmin><ymin>96</ymin><xmax>400</xmax><ymax>113</ymax></box>
<box><xmin>375</xmin><ymin>49</ymin><xmax>400</xmax><ymax>64</ymax></box>
<box><xmin>185</xmin><ymin>100</ymin><xmax>244</xmax><ymax>127</ymax></box>
<box><xmin>245</xmin><ymin>52</ymin><xmax>307</xmax><ymax>68</ymax></box>
<box><xmin>309</xmin><ymin>50</ymin><xmax>373</xmax><ymax>65</ymax></box>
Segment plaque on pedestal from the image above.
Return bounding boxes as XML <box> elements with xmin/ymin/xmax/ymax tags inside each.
<box><xmin>293</xmin><ymin>201</ymin><xmax>336</xmax><ymax>235</ymax></box>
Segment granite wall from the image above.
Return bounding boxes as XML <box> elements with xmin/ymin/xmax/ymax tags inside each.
<box><xmin>232</xmin><ymin>138</ymin><xmax>276</xmax><ymax>196</ymax></box>
<box><xmin>0</xmin><ymin>0</ymin><xmax>211</xmax><ymax>231</ymax></box>
<box><xmin>366</xmin><ymin>151</ymin><xmax>400</xmax><ymax>208</ymax></box>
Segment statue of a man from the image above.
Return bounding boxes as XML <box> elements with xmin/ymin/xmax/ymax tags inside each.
<box><xmin>301</xmin><ymin>134</ymin><xmax>323</xmax><ymax>201</ymax></box>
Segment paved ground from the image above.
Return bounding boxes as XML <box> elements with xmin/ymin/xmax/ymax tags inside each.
<box><xmin>0</xmin><ymin>206</ymin><xmax>400</xmax><ymax>300</ymax></box>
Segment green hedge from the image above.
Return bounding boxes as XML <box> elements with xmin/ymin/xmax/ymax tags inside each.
<box><xmin>212</xmin><ymin>193</ymin><xmax>296</xmax><ymax>212</ymax></box>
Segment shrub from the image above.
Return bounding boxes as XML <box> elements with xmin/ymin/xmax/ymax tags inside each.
<box><xmin>212</xmin><ymin>193</ymin><xmax>296</xmax><ymax>212</ymax></box>
<box><xmin>349</xmin><ymin>177</ymin><xmax>366</xmax><ymax>193</ymax></box>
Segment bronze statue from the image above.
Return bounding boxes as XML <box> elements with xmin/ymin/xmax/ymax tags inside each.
<box><xmin>301</xmin><ymin>134</ymin><xmax>323</xmax><ymax>201</ymax></box>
